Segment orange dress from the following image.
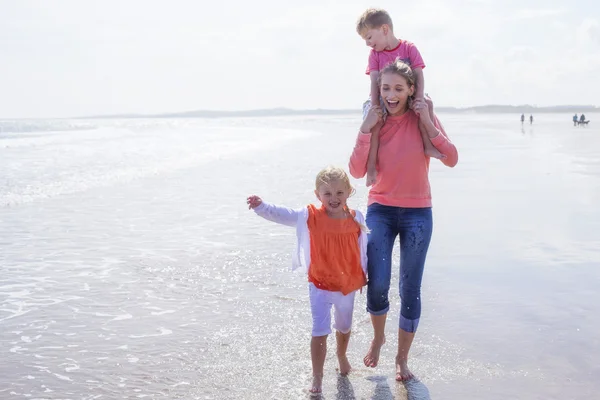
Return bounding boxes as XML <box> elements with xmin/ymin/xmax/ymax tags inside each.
<box><xmin>306</xmin><ymin>204</ymin><xmax>366</xmax><ymax>295</ymax></box>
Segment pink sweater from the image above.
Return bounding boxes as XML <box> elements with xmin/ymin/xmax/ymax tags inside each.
<box><xmin>349</xmin><ymin>111</ymin><xmax>458</xmax><ymax>208</ymax></box>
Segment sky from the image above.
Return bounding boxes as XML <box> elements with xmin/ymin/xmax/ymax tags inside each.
<box><xmin>1</xmin><ymin>0</ymin><xmax>599</xmax><ymax>118</ymax></box>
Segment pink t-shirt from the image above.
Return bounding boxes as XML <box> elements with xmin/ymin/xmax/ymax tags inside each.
<box><xmin>365</xmin><ymin>40</ymin><xmax>426</xmax><ymax>75</ymax></box>
<box><xmin>348</xmin><ymin>112</ymin><xmax>458</xmax><ymax>208</ymax></box>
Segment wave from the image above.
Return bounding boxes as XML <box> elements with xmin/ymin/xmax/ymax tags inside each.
<box><xmin>0</xmin><ymin>120</ymin><xmax>320</xmax><ymax>207</ymax></box>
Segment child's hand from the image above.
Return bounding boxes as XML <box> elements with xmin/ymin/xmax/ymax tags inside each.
<box><xmin>246</xmin><ymin>195</ymin><xmax>263</xmax><ymax>209</ymax></box>
<box><xmin>360</xmin><ymin>106</ymin><xmax>383</xmax><ymax>133</ymax></box>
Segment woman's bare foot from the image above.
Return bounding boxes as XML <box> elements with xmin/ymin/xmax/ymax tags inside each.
<box><xmin>425</xmin><ymin>146</ymin><xmax>446</xmax><ymax>160</ymax></box>
<box><xmin>309</xmin><ymin>374</ymin><xmax>323</xmax><ymax>394</ymax></box>
<box><xmin>363</xmin><ymin>336</ymin><xmax>385</xmax><ymax>367</ymax></box>
<box><xmin>366</xmin><ymin>167</ymin><xmax>377</xmax><ymax>186</ymax></box>
<box><xmin>337</xmin><ymin>354</ymin><xmax>352</xmax><ymax>376</ymax></box>
<box><xmin>395</xmin><ymin>356</ymin><xmax>414</xmax><ymax>382</ymax></box>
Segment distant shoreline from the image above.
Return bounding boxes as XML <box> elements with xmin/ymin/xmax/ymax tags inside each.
<box><xmin>79</xmin><ymin>105</ymin><xmax>600</xmax><ymax>119</ymax></box>
<box><xmin>1</xmin><ymin>105</ymin><xmax>598</xmax><ymax>121</ymax></box>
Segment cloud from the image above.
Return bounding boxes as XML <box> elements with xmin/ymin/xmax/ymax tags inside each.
<box><xmin>0</xmin><ymin>0</ymin><xmax>598</xmax><ymax>117</ymax></box>
<box><xmin>513</xmin><ymin>8</ymin><xmax>567</xmax><ymax>20</ymax></box>
<box><xmin>576</xmin><ymin>18</ymin><xmax>600</xmax><ymax>48</ymax></box>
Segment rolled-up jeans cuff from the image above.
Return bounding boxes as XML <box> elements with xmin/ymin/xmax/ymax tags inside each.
<box><xmin>366</xmin><ymin>305</ymin><xmax>389</xmax><ymax>316</ymax></box>
<box><xmin>400</xmin><ymin>315</ymin><xmax>420</xmax><ymax>333</ymax></box>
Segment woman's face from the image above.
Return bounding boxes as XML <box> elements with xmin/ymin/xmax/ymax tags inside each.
<box><xmin>380</xmin><ymin>72</ymin><xmax>415</xmax><ymax>116</ymax></box>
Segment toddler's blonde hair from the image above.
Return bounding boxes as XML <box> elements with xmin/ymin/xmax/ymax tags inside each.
<box><xmin>356</xmin><ymin>8</ymin><xmax>394</xmax><ymax>35</ymax></box>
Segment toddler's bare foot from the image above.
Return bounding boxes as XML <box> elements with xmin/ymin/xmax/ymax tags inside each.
<box><xmin>366</xmin><ymin>168</ymin><xmax>377</xmax><ymax>186</ymax></box>
<box><xmin>337</xmin><ymin>354</ymin><xmax>352</xmax><ymax>376</ymax></box>
<box><xmin>363</xmin><ymin>336</ymin><xmax>385</xmax><ymax>367</ymax></box>
<box><xmin>395</xmin><ymin>356</ymin><xmax>415</xmax><ymax>382</ymax></box>
<box><xmin>425</xmin><ymin>146</ymin><xmax>446</xmax><ymax>160</ymax></box>
<box><xmin>309</xmin><ymin>374</ymin><xmax>323</xmax><ymax>394</ymax></box>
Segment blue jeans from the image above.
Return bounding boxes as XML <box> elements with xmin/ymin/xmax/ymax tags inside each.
<box><xmin>365</xmin><ymin>203</ymin><xmax>433</xmax><ymax>333</ymax></box>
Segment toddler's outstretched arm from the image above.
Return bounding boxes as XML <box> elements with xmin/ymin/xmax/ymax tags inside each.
<box><xmin>246</xmin><ymin>195</ymin><xmax>302</xmax><ymax>227</ymax></box>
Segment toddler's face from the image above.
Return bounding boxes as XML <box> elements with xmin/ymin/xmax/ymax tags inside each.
<box><xmin>360</xmin><ymin>27</ymin><xmax>387</xmax><ymax>52</ymax></box>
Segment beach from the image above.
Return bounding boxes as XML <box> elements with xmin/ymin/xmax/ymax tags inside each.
<box><xmin>1</xmin><ymin>113</ymin><xmax>599</xmax><ymax>399</ymax></box>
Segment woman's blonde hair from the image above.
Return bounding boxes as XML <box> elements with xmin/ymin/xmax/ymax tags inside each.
<box><xmin>380</xmin><ymin>59</ymin><xmax>415</xmax><ymax>87</ymax></box>
<box><xmin>314</xmin><ymin>166</ymin><xmax>369</xmax><ymax>233</ymax></box>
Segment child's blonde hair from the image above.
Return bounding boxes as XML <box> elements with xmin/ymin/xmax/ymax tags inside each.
<box><xmin>356</xmin><ymin>8</ymin><xmax>394</xmax><ymax>35</ymax></box>
<box><xmin>315</xmin><ymin>165</ymin><xmax>355</xmax><ymax>196</ymax></box>
<box><xmin>315</xmin><ymin>166</ymin><xmax>369</xmax><ymax>233</ymax></box>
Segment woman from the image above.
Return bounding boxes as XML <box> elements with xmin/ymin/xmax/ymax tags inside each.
<box><xmin>349</xmin><ymin>60</ymin><xmax>458</xmax><ymax>381</ymax></box>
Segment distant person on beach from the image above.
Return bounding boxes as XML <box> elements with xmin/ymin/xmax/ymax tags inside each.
<box><xmin>580</xmin><ymin>114</ymin><xmax>586</xmax><ymax>123</ymax></box>
<box><xmin>521</xmin><ymin>113</ymin><xmax>525</xmax><ymax>124</ymax></box>
<box><xmin>530</xmin><ymin>115</ymin><xmax>534</xmax><ymax>124</ymax></box>
<box><xmin>349</xmin><ymin>60</ymin><xmax>458</xmax><ymax>381</ymax></box>
<box><xmin>573</xmin><ymin>114</ymin><xmax>578</xmax><ymax>126</ymax></box>
<box><xmin>356</xmin><ymin>8</ymin><xmax>444</xmax><ymax>187</ymax></box>
<box><xmin>247</xmin><ymin>166</ymin><xmax>368</xmax><ymax>395</ymax></box>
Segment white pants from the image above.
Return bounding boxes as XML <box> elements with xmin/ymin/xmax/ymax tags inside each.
<box><xmin>309</xmin><ymin>283</ymin><xmax>356</xmax><ymax>337</ymax></box>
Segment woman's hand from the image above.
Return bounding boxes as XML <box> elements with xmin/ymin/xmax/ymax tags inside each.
<box><xmin>411</xmin><ymin>98</ymin><xmax>432</xmax><ymax>125</ymax></box>
<box><xmin>246</xmin><ymin>195</ymin><xmax>263</xmax><ymax>209</ymax></box>
<box><xmin>360</xmin><ymin>106</ymin><xmax>383</xmax><ymax>133</ymax></box>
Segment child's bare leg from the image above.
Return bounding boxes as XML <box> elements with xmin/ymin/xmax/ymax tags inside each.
<box><xmin>310</xmin><ymin>335</ymin><xmax>327</xmax><ymax>393</ymax></box>
<box><xmin>420</xmin><ymin>127</ymin><xmax>444</xmax><ymax>159</ymax></box>
<box><xmin>335</xmin><ymin>330</ymin><xmax>352</xmax><ymax>376</ymax></box>
<box><xmin>366</xmin><ymin>125</ymin><xmax>380</xmax><ymax>186</ymax></box>
<box><xmin>420</xmin><ymin>96</ymin><xmax>446</xmax><ymax>159</ymax></box>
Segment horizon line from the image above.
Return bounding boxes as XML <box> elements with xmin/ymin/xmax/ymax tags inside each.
<box><xmin>79</xmin><ymin>104</ymin><xmax>600</xmax><ymax>119</ymax></box>
<box><xmin>1</xmin><ymin>104</ymin><xmax>599</xmax><ymax>120</ymax></box>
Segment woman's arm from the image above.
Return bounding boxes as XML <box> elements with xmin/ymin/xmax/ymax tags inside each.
<box><xmin>422</xmin><ymin>117</ymin><xmax>458</xmax><ymax>167</ymax></box>
<box><xmin>349</xmin><ymin>131</ymin><xmax>372</xmax><ymax>178</ymax></box>
<box><xmin>349</xmin><ymin>107</ymin><xmax>383</xmax><ymax>178</ymax></box>
<box><xmin>414</xmin><ymin>99</ymin><xmax>459</xmax><ymax>168</ymax></box>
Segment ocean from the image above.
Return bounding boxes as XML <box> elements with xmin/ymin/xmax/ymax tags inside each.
<box><xmin>1</xmin><ymin>113</ymin><xmax>599</xmax><ymax>399</ymax></box>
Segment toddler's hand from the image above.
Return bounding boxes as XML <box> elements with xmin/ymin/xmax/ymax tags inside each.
<box><xmin>246</xmin><ymin>195</ymin><xmax>263</xmax><ymax>209</ymax></box>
